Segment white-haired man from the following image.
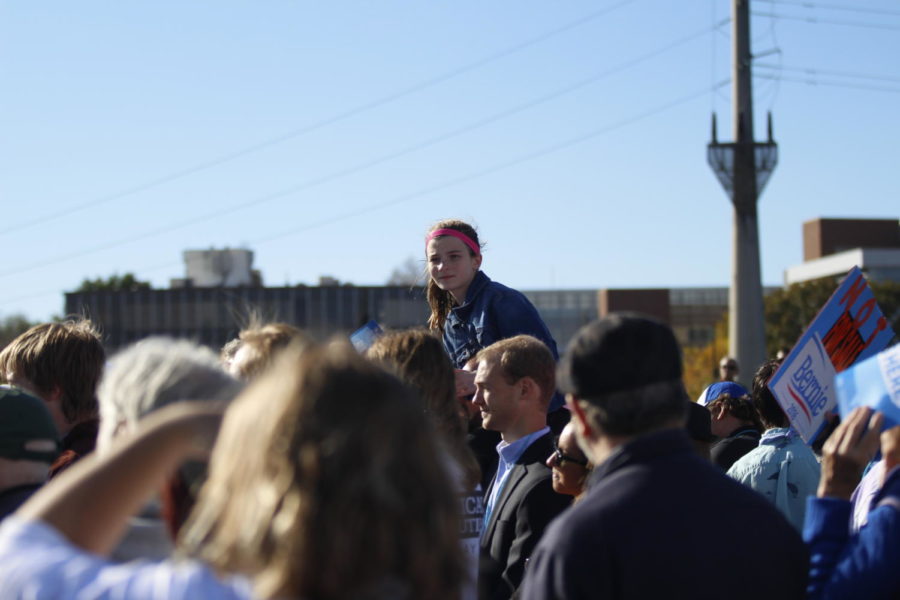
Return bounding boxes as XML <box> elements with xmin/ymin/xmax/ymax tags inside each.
<box><xmin>97</xmin><ymin>337</ymin><xmax>242</xmax><ymax>561</ymax></box>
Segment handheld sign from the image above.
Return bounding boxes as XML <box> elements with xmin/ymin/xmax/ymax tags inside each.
<box><xmin>350</xmin><ymin>320</ymin><xmax>384</xmax><ymax>352</ymax></box>
<box><xmin>836</xmin><ymin>343</ymin><xmax>900</xmax><ymax>430</ymax></box>
<box><xmin>767</xmin><ymin>267</ymin><xmax>895</xmax><ymax>443</ymax></box>
<box><xmin>768</xmin><ymin>332</ymin><xmax>837</xmax><ymax>443</ymax></box>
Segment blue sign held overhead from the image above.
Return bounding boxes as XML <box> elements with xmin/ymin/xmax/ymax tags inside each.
<box><xmin>768</xmin><ymin>267</ymin><xmax>896</xmax><ymax>443</ymax></box>
<box><xmin>836</xmin><ymin>343</ymin><xmax>900</xmax><ymax>430</ymax></box>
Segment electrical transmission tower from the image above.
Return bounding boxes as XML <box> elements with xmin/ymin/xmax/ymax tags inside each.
<box><xmin>707</xmin><ymin>0</ymin><xmax>778</xmax><ymax>383</ymax></box>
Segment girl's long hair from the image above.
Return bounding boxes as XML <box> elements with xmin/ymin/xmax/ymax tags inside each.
<box><xmin>368</xmin><ymin>328</ymin><xmax>481</xmax><ymax>491</ymax></box>
<box><xmin>425</xmin><ymin>219</ymin><xmax>482</xmax><ymax>332</ymax></box>
<box><xmin>179</xmin><ymin>341</ymin><xmax>465</xmax><ymax>600</ymax></box>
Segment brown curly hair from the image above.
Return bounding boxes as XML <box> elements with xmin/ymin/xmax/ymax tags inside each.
<box><xmin>705</xmin><ymin>393</ymin><xmax>763</xmax><ymax>433</ymax></box>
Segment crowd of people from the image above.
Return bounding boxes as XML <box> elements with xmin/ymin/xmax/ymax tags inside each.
<box><xmin>0</xmin><ymin>219</ymin><xmax>897</xmax><ymax>599</ymax></box>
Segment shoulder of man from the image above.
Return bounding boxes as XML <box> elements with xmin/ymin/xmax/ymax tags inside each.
<box><xmin>517</xmin><ymin>432</ymin><xmax>554</xmax><ymax>462</ymax></box>
<box><xmin>505</xmin><ymin>437</ymin><xmax>564</xmax><ymax>509</ymax></box>
<box><xmin>726</xmin><ymin>443</ymin><xmax>773</xmax><ymax>481</ymax></box>
<box><xmin>517</xmin><ymin>487</ymin><xmax>614</xmax><ymax>600</ymax></box>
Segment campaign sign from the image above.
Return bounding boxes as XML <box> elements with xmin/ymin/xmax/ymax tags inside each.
<box><xmin>768</xmin><ymin>266</ymin><xmax>896</xmax><ymax>443</ymax></box>
<box><xmin>835</xmin><ymin>343</ymin><xmax>900</xmax><ymax>430</ymax></box>
<box><xmin>350</xmin><ymin>319</ymin><xmax>383</xmax><ymax>352</ymax></box>
<box><xmin>768</xmin><ymin>333</ymin><xmax>837</xmax><ymax>442</ymax></box>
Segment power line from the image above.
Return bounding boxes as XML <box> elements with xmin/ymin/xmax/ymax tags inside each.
<box><xmin>755</xmin><ymin>73</ymin><xmax>900</xmax><ymax>93</ymax></box>
<box><xmin>752</xmin><ymin>11</ymin><xmax>900</xmax><ymax>30</ymax></box>
<box><xmin>0</xmin><ymin>289</ymin><xmax>68</xmax><ymax>308</ymax></box>
<box><xmin>202</xmin><ymin>83</ymin><xmax>732</xmax><ymax>252</ymax></box>
<box><xmin>754</xmin><ymin>0</ymin><xmax>900</xmax><ymax>17</ymax></box>
<box><xmin>0</xmin><ymin>23</ymin><xmax>722</xmax><ymax>281</ymax></box>
<box><xmin>769</xmin><ymin>14</ymin><xmax>784</xmax><ymax>112</ymax></box>
<box><xmin>2</xmin><ymin>0</ymin><xmax>640</xmax><ymax>235</ymax></box>
<box><xmin>750</xmin><ymin>6</ymin><xmax>784</xmax><ymax>105</ymax></box>
<box><xmin>756</xmin><ymin>63</ymin><xmax>900</xmax><ymax>84</ymax></box>
<box><xmin>710</xmin><ymin>2</ymin><xmax>734</xmax><ymax>110</ymax></box>
<box><xmin>710</xmin><ymin>0</ymin><xmax>718</xmax><ymax>113</ymax></box>
<box><xmin>0</xmin><ymin>80</ymin><xmax>728</xmax><ymax>306</ymax></box>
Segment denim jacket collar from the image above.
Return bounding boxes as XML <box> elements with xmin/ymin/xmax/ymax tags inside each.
<box><xmin>446</xmin><ymin>271</ymin><xmax>491</xmax><ymax>329</ymax></box>
<box><xmin>443</xmin><ymin>271</ymin><xmax>495</xmax><ymax>367</ymax></box>
<box><xmin>455</xmin><ymin>271</ymin><xmax>490</xmax><ymax>312</ymax></box>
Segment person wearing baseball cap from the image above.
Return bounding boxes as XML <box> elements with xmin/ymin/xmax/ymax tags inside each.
<box><xmin>0</xmin><ymin>386</ymin><xmax>59</xmax><ymax>520</ymax></box>
<box><xmin>0</xmin><ymin>319</ymin><xmax>105</xmax><ymax>478</ymax></box>
<box><xmin>520</xmin><ymin>313</ymin><xmax>808</xmax><ymax>600</ymax></box>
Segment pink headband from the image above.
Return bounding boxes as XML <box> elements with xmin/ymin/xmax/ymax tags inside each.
<box><xmin>426</xmin><ymin>228</ymin><xmax>481</xmax><ymax>256</ymax></box>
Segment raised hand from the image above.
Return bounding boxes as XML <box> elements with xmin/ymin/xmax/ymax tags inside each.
<box><xmin>818</xmin><ymin>407</ymin><xmax>884</xmax><ymax>500</ymax></box>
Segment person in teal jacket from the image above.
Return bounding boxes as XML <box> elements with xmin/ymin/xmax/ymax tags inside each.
<box><xmin>727</xmin><ymin>360</ymin><xmax>820</xmax><ymax>530</ymax></box>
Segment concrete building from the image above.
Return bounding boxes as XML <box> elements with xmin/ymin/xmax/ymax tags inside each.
<box><xmin>66</xmin><ymin>284</ymin><xmax>429</xmax><ymax>351</ymax></box>
<box><xmin>785</xmin><ymin>217</ymin><xmax>900</xmax><ymax>285</ymax></box>
<box><xmin>67</xmin><ymin>219</ymin><xmax>900</xmax><ymax>354</ymax></box>
<box><xmin>66</xmin><ymin>282</ymin><xmax>756</xmax><ymax>354</ymax></box>
<box><xmin>521</xmin><ymin>290</ymin><xmax>598</xmax><ymax>351</ymax></box>
<box><xmin>598</xmin><ymin>286</ymin><xmax>778</xmax><ymax>349</ymax></box>
<box><xmin>63</xmin><ymin>248</ymin><xmax>781</xmax><ymax>353</ymax></box>
<box><xmin>178</xmin><ymin>248</ymin><xmax>255</xmax><ymax>287</ymax></box>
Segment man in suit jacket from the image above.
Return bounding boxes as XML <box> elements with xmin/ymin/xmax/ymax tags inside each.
<box><xmin>473</xmin><ymin>335</ymin><xmax>571</xmax><ymax>600</ymax></box>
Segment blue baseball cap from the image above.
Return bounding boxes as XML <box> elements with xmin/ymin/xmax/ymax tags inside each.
<box><xmin>698</xmin><ymin>381</ymin><xmax>749</xmax><ymax>406</ymax></box>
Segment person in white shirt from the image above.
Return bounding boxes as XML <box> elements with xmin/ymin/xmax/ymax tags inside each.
<box><xmin>0</xmin><ymin>341</ymin><xmax>466</xmax><ymax>600</ymax></box>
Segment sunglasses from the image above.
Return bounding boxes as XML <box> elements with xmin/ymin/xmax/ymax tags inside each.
<box><xmin>551</xmin><ymin>436</ymin><xmax>588</xmax><ymax>468</ymax></box>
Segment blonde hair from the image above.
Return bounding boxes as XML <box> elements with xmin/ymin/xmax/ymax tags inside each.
<box><xmin>180</xmin><ymin>341</ymin><xmax>464</xmax><ymax>600</ymax></box>
<box><xmin>425</xmin><ymin>219</ymin><xmax>482</xmax><ymax>332</ymax></box>
<box><xmin>231</xmin><ymin>322</ymin><xmax>309</xmax><ymax>380</ymax></box>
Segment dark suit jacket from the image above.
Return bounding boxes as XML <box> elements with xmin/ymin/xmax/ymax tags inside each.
<box><xmin>479</xmin><ymin>431</ymin><xmax>571</xmax><ymax>600</ymax></box>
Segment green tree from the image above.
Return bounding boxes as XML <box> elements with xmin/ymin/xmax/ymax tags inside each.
<box><xmin>0</xmin><ymin>314</ymin><xmax>38</xmax><ymax>350</ymax></box>
<box><xmin>873</xmin><ymin>280</ymin><xmax>900</xmax><ymax>334</ymax></box>
<box><xmin>764</xmin><ymin>277</ymin><xmax>900</xmax><ymax>356</ymax></box>
<box><xmin>683</xmin><ymin>312</ymin><xmax>729</xmax><ymax>401</ymax></box>
<box><xmin>76</xmin><ymin>273</ymin><xmax>152</xmax><ymax>292</ymax></box>
<box><xmin>386</xmin><ymin>256</ymin><xmax>425</xmax><ymax>286</ymax></box>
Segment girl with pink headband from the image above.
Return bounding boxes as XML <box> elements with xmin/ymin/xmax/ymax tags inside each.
<box><xmin>424</xmin><ymin>219</ymin><xmax>560</xmax><ymax>375</ymax></box>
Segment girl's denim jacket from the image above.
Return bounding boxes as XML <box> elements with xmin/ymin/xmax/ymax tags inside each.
<box><xmin>442</xmin><ymin>271</ymin><xmax>559</xmax><ymax>369</ymax></box>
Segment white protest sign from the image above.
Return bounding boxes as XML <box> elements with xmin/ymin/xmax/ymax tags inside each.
<box><xmin>768</xmin><ymin>333</ymin><xmax>838</xmax><ymax>442</ymax></box>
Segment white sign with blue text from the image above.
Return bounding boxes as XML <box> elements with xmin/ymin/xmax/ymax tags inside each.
<box><xmin>769</xmin><ymin>333</ymin><xmax>838</xmax><ymax>442</ymax></box>
<box><xmin>767</xmin><ymin>266</ymin><xmax>896</xmax><ymax>444</ymax></box>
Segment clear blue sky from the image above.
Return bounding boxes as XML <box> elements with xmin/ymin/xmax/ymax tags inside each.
<box><xmin>1</xmin><ymin>0</ymin><xmax>898</xmax><ymax>321</ymax></box>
